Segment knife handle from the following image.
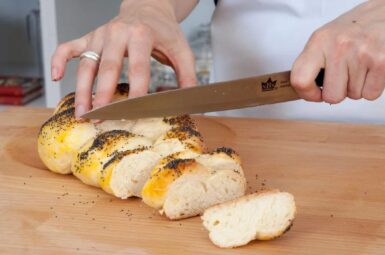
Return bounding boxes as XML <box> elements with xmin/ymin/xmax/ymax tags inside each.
<box><xmin>315</xmin><ymin>68</ymin><xmax>325</xmax><ymax>88</ymax></box>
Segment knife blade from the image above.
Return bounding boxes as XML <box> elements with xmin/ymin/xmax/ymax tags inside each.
<box><xmin>82</xmin><ymin>69</ymin><xmax>324</xmax><ymax>120</ymax></box>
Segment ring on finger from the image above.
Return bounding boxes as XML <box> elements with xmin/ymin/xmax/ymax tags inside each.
<box><xmin>80</xmin><ymin>51</ymin><xmax>101</xmax><ymax>63</ymax></box>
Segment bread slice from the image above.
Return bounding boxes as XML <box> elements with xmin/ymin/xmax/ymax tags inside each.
<box><xmin>142</xmin><ymin>152</ymin><xmax>206</xmax><ymax>209</ymax></box>
<box><xmin>99</xmin><ymin>147</ymin><xmax>162</xmax><ymax>198</ymax></box>
<box><xmin>37</xmin><ymin>107</ymin><xmax>98</xmax><ymax>174</ymax></box>
<box><xmin>163</xmin><ymin>148</ymin><xmax>246</xmax><ymax>220</ymax></box>
<box><xmin>163</xmin><ymin>169</ymin><xmax>246</xmax><ymax>220</ymax></box>
<box><xmin>71</xmin><ymin>130</ymin><xmax>152</xmax><ymax>187</ymax></box>
<box><xmin>201</xmin><ymin>190</ymin><xmax>296</xmax><ymax>248</ymax></box>
<box><xmin>142</xmin><ymin>147</ymin><xmax>247</xmax><ymax>220</ymax></box>
<box><xmin>196</xmin><ymin>147</ymin><xmax>244</xmax><ymax>175</ymax></box>
<box><xmin>153</xmin><ymin>126</ymin><xmax>205</xmax><ymax>157</ymax></box>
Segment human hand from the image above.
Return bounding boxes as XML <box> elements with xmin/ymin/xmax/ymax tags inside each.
<box><xmin>291</xmin><ymin>0</ymin><xmax>385</xmax><ymax>103</ymax></box>
<box><xmin>51</xmin><ymin>0</ymin><xmax>198</xmax><ymax>118</ymax></box>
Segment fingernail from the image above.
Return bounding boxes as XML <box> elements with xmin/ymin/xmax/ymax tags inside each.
<box><xmin>75</xmin><ymin>105</ymin><xmax>86</xmax><ymax>119</ymax></box>
<box><xmin>52</xmin><ymin>67</ymin><xmax>59</xmax><ymax>81</ymax></box>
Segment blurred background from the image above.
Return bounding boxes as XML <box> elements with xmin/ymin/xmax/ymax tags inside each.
<box><xmin>0</xmin><ymin>0</ymin><xmax>215</xmax><ymax>110</ymax></box>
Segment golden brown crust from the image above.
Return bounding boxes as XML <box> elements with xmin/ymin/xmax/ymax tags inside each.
<box><xmin>142</xmin><ymin>156</ymin><xmax>208</xmax><ymax>208</ymax></box>
<box><xmin>54</xmin><ymin>83</ymin><xmax>129</xmax><ymax>116</ymax></box>
<box><xmin>73</xmin><ymin>130</ymin><xmax>136</xmax><ymax>174</ymax></box>
<box><xmin>102</xmin><ymin>146</ymin><xmax>150</xmax><ymax>170</ymax></box>
<box><xmin>39</xmin><ymin>107</ymin><xmax>87</xmax><ymax>137</ymax></box>
<box><xmin>54</xmin><ymin>92</ymin><xmax>75</xmax><ymax>114</ymax></box>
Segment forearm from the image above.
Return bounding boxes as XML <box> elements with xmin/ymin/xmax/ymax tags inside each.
<box><xmin>120</xmin><ymin>0</ymin><xmax>199</xmax><ymax>23</ymax></box>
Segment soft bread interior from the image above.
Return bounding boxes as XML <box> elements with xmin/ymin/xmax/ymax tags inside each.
<box><xmin>109</xmin><ymin>150</ymin><xmax>162</xmax><ymax>198</ymax></box>
<box><xmin>131</xmin><ymin>118</ymin><xmax>172</xmax><ymax>141</ymax></box>
<box><xmin>153</xmin><ymin>138</ymin><xmax>187</xmax><ymax>157</ymax></box>
<box><xmin>201</xmin><ymin>191</ymin><xmax>296</xmax><ymax>248</ymax></box>
<box><xmin>163</xmin><ymin>169</ymin><xmax>246</xmax><ymax>220</ymax></box>
<box><xmin>196</xmin><ymin>150</ymin><xmax>243</xmax><ymax>175</ymax></box>
<box><xmin>96</xmin><ymin>120</ymin><xmax>136</xmax><ymax>133</ymax></box>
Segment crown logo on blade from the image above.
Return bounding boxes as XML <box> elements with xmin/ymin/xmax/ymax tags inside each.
<box><xmin>261</xmin><ymin>77</ymin><xmax>278</xmax><ymax>92</ymax></box>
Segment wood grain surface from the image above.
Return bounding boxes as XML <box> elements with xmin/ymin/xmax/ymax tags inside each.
<box><xmin>0</xmin><ymin>107</ymin><xmax>384</xmax><ymax>255</ymax></box>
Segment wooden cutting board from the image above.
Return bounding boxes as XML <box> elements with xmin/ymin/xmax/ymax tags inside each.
<box><xmin>0</xmin><ymin>107</ymin><xmax>384</xmax><ymax>255</ymax></box>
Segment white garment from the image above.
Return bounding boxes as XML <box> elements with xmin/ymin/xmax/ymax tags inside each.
<box><xmin>210</xmin><ymin>0</ymin><xmax>385</xmax><ymax>123</ymax></box>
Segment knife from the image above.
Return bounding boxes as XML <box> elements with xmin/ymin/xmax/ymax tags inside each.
<box><xmin>82</xmin><ymin>69</ymin><xmax>324</xmax><ymax>120</ymax></box>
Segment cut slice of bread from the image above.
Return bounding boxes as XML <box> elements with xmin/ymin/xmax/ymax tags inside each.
<box><xmin>201</xmin><ymin>190</ymin><xmax>296</xmax><ymax>248</ymax></box>
<box><xmin>142</xmin><ymin>154</ymin><xmax>207</xmax><ymax>209</ymax></box>
<box><xmin>163</xmin><ymin>169</ymin><xmax>246</xmax><ymax>220</ymax></box>
<box><xmin>142</xmin><ymin>147</ymin><xmax>247</xmax><ymax>220</ymax></box>
<box><xmin>99</xmin><ymin>147</ymin><xmax>162</xmax><ymax>198</ymax></box>
<box><xmin>71</xmin><ymin>130</ymin><xmax>152</xmax><ymax>187</ymax></box>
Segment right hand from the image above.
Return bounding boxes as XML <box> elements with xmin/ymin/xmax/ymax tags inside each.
<box><xmin>51</xmin><ymin>0</ymin><xmax>198</xmax><ymax>118</ymax></box>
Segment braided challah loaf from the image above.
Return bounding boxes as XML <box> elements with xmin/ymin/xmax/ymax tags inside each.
<box><xmin>38</xmin><ymin>84</ymin><xmax>297</xmax><ymax>247</ymax></box>
<box><xmin>37</xmin><ymin>83</ymin><xmax>247</xmax><ymax>220</ymax></box>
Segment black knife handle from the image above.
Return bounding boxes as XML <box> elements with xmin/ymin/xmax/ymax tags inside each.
<box><xmin>315</xmin><ymin>68</ymin><xmax>325</xmax><ymax>88</ymax></box>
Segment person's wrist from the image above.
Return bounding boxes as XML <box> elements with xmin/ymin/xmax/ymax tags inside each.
<box><xmin>120</xmin><ymin>0</ymin><xmax>177</xmax><ymax>14</ymax></box>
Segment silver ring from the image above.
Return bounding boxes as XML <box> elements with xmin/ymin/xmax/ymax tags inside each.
<box><xmin>80</xmin><ymin>51</ymin><xmax>101</xmax><ymax>63</ymax></box>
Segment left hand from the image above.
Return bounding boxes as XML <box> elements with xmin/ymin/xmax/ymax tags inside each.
<box><xmin>291</xmin><ymin>0</ymin><xmax>385</xmax><ymax>103</ymax></box>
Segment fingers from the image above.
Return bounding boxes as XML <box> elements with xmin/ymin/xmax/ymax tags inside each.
<box><xmin>322</xmin><ymin>53</ymin><xmax>349</xmax><ymax>104</ymax></box>
<box><xmin>291</xmin><ymin>47</ymin><xmax>324</xmax><ymax>102</ymax></box>
<box><xmin>362</xmin><ymin>60</ymin><xmax>385</xmax><ymax>100</ymax></box>
<box><xmin>127</xmin><ymin>35</ymin><xmax>153</xmax><ymax>99</ymax></box>
<box><xmin>168</xmin><ymin>37</ymin><xmax>197</xmax><ymax>88</ymax></box>
<box><xmin>93</xmin><ymin>27</ymin><xmax>127</xmax><ymax>108</ymax></box>
<box><xmin>51</xmin><ymin>38</ymin><xmax>87</xmax><ymax>81</ymax></box>
<box><xmin>347</xmin><ymin>58</ymin><xmax>367</xmax><ymax>100</ymax></box>
<box><xmin>74</xmin><ymin>32</ymin><xmax>104</xmax><ymax>118</ymax></box>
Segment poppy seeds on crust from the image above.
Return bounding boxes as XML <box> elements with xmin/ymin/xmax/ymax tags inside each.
<box><xmin>78</xmin><ymin>130</ymin><xmax>136</xmax><ymax>162</ymax></box>
<box><xmin>163</xmin><ymin>115</ymin><xmax>196</xmax><ymax>128</ymax></box>
<box><xmin>58</xmin><ymin>96</ymin><xmax>75</xmax><ymax>111</ymax></box>
<box><xmin>59</xmin><ymin>92</ymin><xmax>75</xmax><ymax>103</ymax></box>
<box><xmin>212</xmin><ymin>147</ymin><xmax>238</xmax><ymax>157</ymax></box>
<box><xmin>164</xmin><ymin>126</ymin><xmax>203</xmax><ymax>141</ymax></box>
<box><xmin>165</xmin><ymin>158</ymin><xmax>195</xmax><ymax>170</ymax></box>
<box><xmin>102</xmin><ymin>146</ymin><xmax>149</xmax><ymax>170</ymax></box>
<box><xmin>39</xmin><ymin>107</ymin><xmax>80</xmax><ymax>136</ymax></box>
